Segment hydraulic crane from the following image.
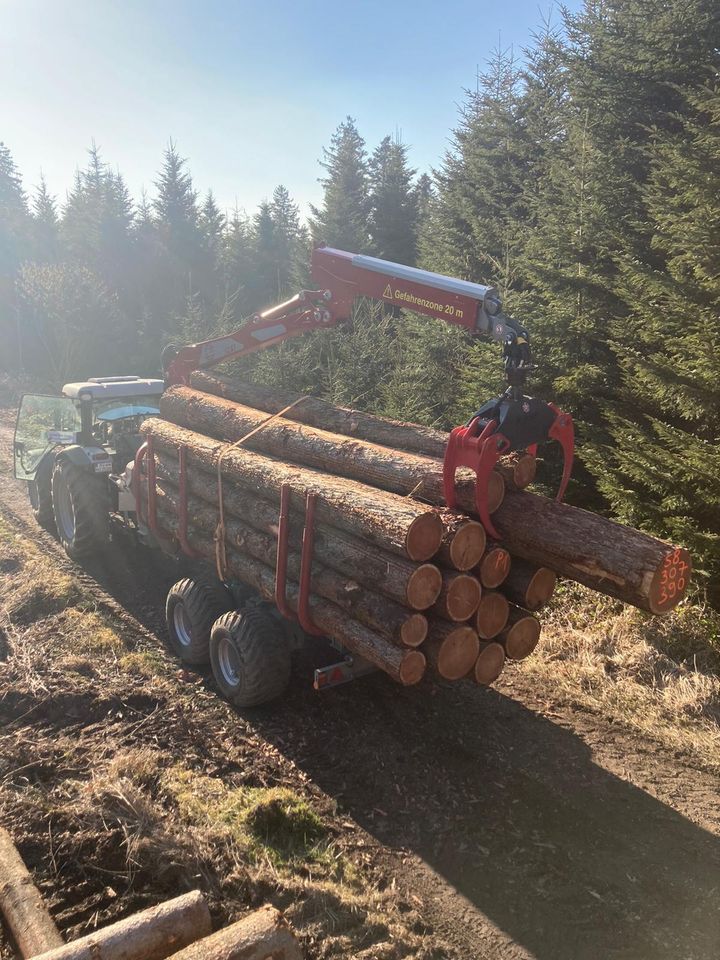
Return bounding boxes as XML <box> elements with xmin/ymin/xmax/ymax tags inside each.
<box><xmin>164</xmin><ymin>247</ymin><xmax>574</xmax><ymax>537</ymax></box>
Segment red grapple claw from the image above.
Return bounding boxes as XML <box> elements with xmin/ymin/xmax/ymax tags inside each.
<box><xmin>547</xmin><ymin>404</ymin><xmax>575</xmax><ymax>502</ymax></box>
<box><xmin>443</xmin><ymin>418</ymin><xmax>510</xmax><ymax>539</ymax></box>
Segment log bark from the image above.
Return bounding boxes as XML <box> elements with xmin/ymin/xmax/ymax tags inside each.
<box><xmin>496</xmin><ymin>452</ymin><xmax>537</xmax><ymax>490</ymax></box>
<box><xmin>167</xmin><ymin>905</ymin><xmax>301</xmax><ymax>960</ymax></box>
<box><xmin>32</xmin><ymin>891</ymin><xmax>211</xmax><ymax>960</ymax></box>
<box><xmin>160</xmin><ymin>386</ymin><xmax>505</xmax><ymax>518</ymax></box>
<box><xmin>500</xmin><ymin>607</ymin><xmax>541</xmax><ymax>660</ymax></box>
<box><xmin>0</xmin><ymin>828</ymin><xmax>63</xmax><ymax>958</ymax></box>
<box><xmin>155</xmin><ymin>506</ymin><xmax>425</xmax><ymax>684</ymax></box>
<box><xmin>156</xmin><ymin>455</ymin><xmax>442</xmax><ymax>609</ymax></box>
<box><xmin>156</xmin><ymin>487</ymin><xmax>427</xmax><ymax>647</ymax></box>
<box><xmin>143</xmin><ymin>418</ymin><xmax>444</xmax><ymax>562</ymax></box>
<box><xmin>432</xmin><ymin>573</ymin><xmax>481</xmax><ymax>622</ymax></box>
<box><xmin>500</xmin><ymin>560</ymin><xmax>557</xmax><ymax>611</ymax></box>
<box><xmin>423</xmin><ymin>622</ymin><xmax>480</xmax><ymax>680</ymax></box>
<box><xmin>476</xmin><ymin>545</ymin><xmax>511</xmax><ymax>588</ymax></box>
<box><xmin>474</xmin><ymin>591</ymin><xmax>510</xmax><ymax>640</ymax></box>
<box><xmin>491</xmin><ymin>489</ymin><xmax>692</xmax><ymax>613</ymax></box>
<box><xmin>471</xmin><ymin>642</ymin><xmax>506</xmax><ymax>686</ymax></box>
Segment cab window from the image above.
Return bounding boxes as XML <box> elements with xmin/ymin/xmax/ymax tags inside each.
<box><xmin>14</xmin><ymin>394</ymin><xmax>80</xmax><ymax>480</ymax></box>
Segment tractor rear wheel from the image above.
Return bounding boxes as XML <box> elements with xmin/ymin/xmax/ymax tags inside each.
<box><xmin>51</xmin><ymin>460</ymin><xmax>109</xmax><ymax>559</ymax></box>
<box><xmin>165</xmin><ymin>576</ymin><xmax>232</xmax><ymax>665</ymax></box>
<box><xmin>210</xmin><ymin>607</ymin><xmax>291</xmax><ymax>708</ymax></box>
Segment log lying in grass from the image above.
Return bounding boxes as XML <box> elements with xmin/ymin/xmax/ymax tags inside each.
<box><xmin>144</xmin><ymin>418</ymin><xmax>448</xmax><ymax>563</ymax></box>
<box><xmin>500</xmin><ymin>560</ymin><xmax>557</xmax><ymax>611</ymax></box>
<box><xmin>424</xmin><ymin>622</ymin><xmax>480</xmax><ymax>680</ymax></box>
<box><xmin>471</xmin><ymin>642</ymin><xmax>506</xmax><ymax>686</ymax></box>
<box><xmin>167</xmin><ymin>905</ymin><xmax>301</xmax><ymax>960</ymax></box>
<box><xmin>156</xmin><ymin>487</ymin><xmax>427</xmax><ymax>647</ymax></box>
<box><xmin>474</xmin><ymin>591</ymin><xmax>510</xmax><ymax>640</ymax></box>
<box><xmin>160</xmin><ymin>386</ymin><xmax>505</xmax><ymax>519</ymax></box>
<box><xmin>476</xmin><ymin>544</ymin><xmax>511</xmax><ymax>588</ymax></box>
<box><xmin>32</xmin><ymin>891</ymin><xmax>211</xmax><ymax>960</ymax></box>
<box><xmin>433</xmin><ymin>573</ymin><xmax>482</xmax><ymax>622</ymax></box>
<box><xmin>491</xmin><ymin>489</ymin><xmax>692</xmax><ymax>613</ymax></box>
<box><xmin>0</xmin><ymin>827</ymin><xmax>63</xmax><ymax>958</ymax></box>
<box><xmin>496</xmin><ymin>452</ymin><xmax>537</xmax><ymax>490</ymax></box>
<box><xmin>156</xmin><ymin>506</ymin><xmax>425</xmax><ymax>684</ymax></box>
<box><xmin>500</xmin><ymin>607</ymin><xmax>541</xmax><ymax>660</ymax></box>
<box><xmin>156</xmin><ymin>456</ymin><xmax>442</xmax><ymax>610</ymax></box>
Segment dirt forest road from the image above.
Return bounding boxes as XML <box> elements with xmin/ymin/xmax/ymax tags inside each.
<box><xmin>1</xmin><ymin>409</ymin><xmax>719</xmax><ymax>960</ymax></box>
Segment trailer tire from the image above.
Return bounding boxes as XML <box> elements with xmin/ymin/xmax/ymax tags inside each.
<box><xmin>51</xmin><ymin>460</ymin><xmax>109</xmax><ymax>559</ymax></box>
<box><xmin>210</xmin><ymin>607</ymin><xmax>291</xmax><ymax>708</ymax></box>
<box><xmin>166</xmin><ymin>577</ymin><xmax>232</xmax><ymax>665</ymax></box>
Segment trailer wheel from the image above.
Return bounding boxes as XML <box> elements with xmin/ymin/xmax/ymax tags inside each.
<box><xmin>165</xmin><ymin>577</ymin><xmax>232</xmax><ymax>665</ymax></box>
<box><xmin>210</xmin><ymin>607</ymin><xmax>291</xmax><ymax>708</ymax></box>
<box><xmin>51</xmin><ymin>460</ymin><xmax>108</xmax><ymax>559</ymax></box>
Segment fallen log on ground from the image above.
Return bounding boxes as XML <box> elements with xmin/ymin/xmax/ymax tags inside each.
<box><xmin>32</xmin><ymin>891</ymin><xmax>211</xmax><ymax>960</ymax></box>
<box><xmin>0</xmin><ymin>827</ymin><xmax>63</xmax><ymax>958</ymax></box>
<box><xmin>160</xmin><ymin>386</ymin><xmax>506</xmax><ymax>518</ymax></box>
<box><xmin>156</xmin><ymin>457</ymin><xmax>442</xmax><ymax>609</ymax></box>
<box><xmin>476</xmin><ymin>544</ymin><xmax>511</xmax><ymax>588</ymax></box>
<box><xmin>156</xmin><ymin>488</ymin><xmax>427</xmax><ymax>647</ymax></box>
<box><xmin>474</xmin><ymin>591</ymin><xmax>510</xmax><ymax>640</ymax></box>
<box><xmin>432</xmin><ymin>573</ymin><xmax>481</xmax><ymax>622</ymax></box>
<box><xmin>500</xmin><ymin>607</ymin><xmax>541</xmax><ymax>660</ymax></box>
<box><xmin>500</xmin><ymin>560</ymin><xmax>557</xmax><ymax>611</ymax></box>
<box><xmin>156</xmin><ymin>506</ymin><xmax>426</xmax><ymax>684</ymax></box>
<box><xmin>471</xmin><ymin>642</ymin><xmax>506</xmax><ymax>685</ymax></box>
<box><xmin>424</xmin><ymin>622</ymin><xmax>480</xmax><ymax>680</ymax></box>
<box><xmin>167</xmin><ymin>905</ymin><xmax>301</xmax><ymax>960</ymax></box>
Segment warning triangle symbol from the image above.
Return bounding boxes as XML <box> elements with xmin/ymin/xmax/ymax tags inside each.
<box><xmin>382</xmin><ymin>283</ymin><xmax>393</xmax><ymax>299</ymax></box>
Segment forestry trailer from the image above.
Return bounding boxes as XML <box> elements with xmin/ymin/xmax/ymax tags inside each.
<box><xmin>19</xmin><ymin>247</ymin><xmax>678</xmax><ymax>708</ymax></box>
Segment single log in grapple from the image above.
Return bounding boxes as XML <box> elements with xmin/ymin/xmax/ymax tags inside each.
<box><xmin>13</xmin><ymin>247</ymin><xmax>692</xmax><ymax>706</ymax></box>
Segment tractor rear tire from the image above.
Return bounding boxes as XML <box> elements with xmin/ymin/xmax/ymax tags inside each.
<box><xmin>210</xmin><ymin>607</ymin><xmax>291</xmax><ymax>708</ymax></box>
<box><xmin>28</xmin><ymin>473</ymin><xmax>55</xmax><ymax>532</ymax></box>
<box><xmin>165</xmin><ymin>577</ymin><xmax>233</xmax><ymax>665</ymax></box>
<box><xmin>51</xmin><ymin>460</ymin><xmax>109</xmax><ymax>559</ymax></box>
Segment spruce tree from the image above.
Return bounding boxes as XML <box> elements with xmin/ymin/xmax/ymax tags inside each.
<box><xmin>0</xmin><ymin>142</ymin><xmax>30</xmax><ymax>370</ymax></box>
<box><xmin>310</xmin><ymin>117</ymin><xmax>370</xmax><ymax>251</ymax></box>
<box><xmin>32</xmin><ymin>174</ymin><xmax>59</xmax><ymax>262</ymax></box>
<box><xmin>269</xmin><ymin>185</ymin><xmax>303</xmax><ymax>293</ymax></box>
<box><xmin>368</xmin><ymin>135</ymin><xmax>418</xmax><ymax>264</ymax></box>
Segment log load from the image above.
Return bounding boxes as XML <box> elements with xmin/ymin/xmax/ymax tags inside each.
<box><xmin>500</xmin><ymin>560</ymin><xmax>557</xmax><ymax>611</ymax></box>
<box><xmin>155</xmin><ymin>505</ymin><xmax>425</xmax><ymax>685</ymax></box>
<box><xmin>500</xmin><ymin>608</ymin><xmax>541</xmax><ymax>660</ymax></box>
<box><xmin>167</xmin><ymin>905</ymin><xmax>301</xmax><ymax>960</ymax></box>
<box><xmin>474</xmin><ymin>590</ymin><xmax>510</xmax><ymax>640</ymax></box>
<box><xmin>432</xmin><ymin>573</ymin><xmax>482</xmax><ymax>622</ymax></box>
<box><xmin>155</xmin><ymin>486</ymin><xmax>427</xmax><ymax>647</ymax></box>
<box><xmin>0</xmin><ymin>827</ymin><xmax>63</xmax><ymax>958</ymax></box>
<box><xmin>471</xmin><ymin>642</ymin><xmax>506</xmax><ymax>686</ymax></box>
<box><xmin>156</xmin><ymin>455</ymin><xmax>442</xmax><ymax>610</ymax></box>
<box><xmin>491</xmin><ymin>490</ymin><xmax>691</xmax><ymax>613</ymax></box>
<box><xmin>31</xmin><ymin>892</ymin><xmax>212</xmax><ymax>960</ymax></box>
<box><xmin>159</xmin><ymin>386</ymin><xmax>506</xmax><ymax>519</ymax></box>
<box><xmin>477</xmin><ymin>544</ymin><xmax>511</xmax><ymax>588</ymax></box>
<box><xmin>424</xmin><ymin>622</ymin><xmax>480</xmax><ymax>680</ymax></box>
<box><xmin>143</xmin><ymin>419</ymin><xmax>452</xmax><ymax>563</ymax></box>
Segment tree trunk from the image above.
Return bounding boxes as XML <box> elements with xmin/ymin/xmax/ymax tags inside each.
<box><xmin>491</xmin><ymin>489</ymin><xmax>692</xmax><ymax>613</ymax></box>
<box><xmin>474</xmin><ymin>591</ymin><xmax>510</xmax><ymax>640</ymax></box>
<box><xmin>156</xmin><ymin>456</ymin><xmax>442</xmax><ymax>609</ymax></box>
<box><xmin>471</xmin><ymin>642</ymin><xmax>506</xmax><ymax>686</ymax></box>
<box><xmin>144</xmin><ymin>418</ymin><xmax>445</xmax><ymax>562</ymax></box>
<box><xmin>432</xmin><ymin>573</ymin><xmax>481</xmax><ymax>622</ymax></box>
<box><xmin>155</xmin><ymin>506</ymin><xmax>425</xmax><ymax>685</ymax></box>
<box><xmin>159</xmin><ymin>386</ymin><xmax>505</xmax><ymax>518</ymax></box>
<box><xmin>476</xmin><ymin>544</ymin><xmax>511</xmax><ymax>588</ymax></box>
<box><xmin>0</xmin><ymin>828</ymin><xmax>63</xmax><ymax>958</ymax></box>
<box><xmin>423</xmin><ymin>622</ymin><xmax>480</xmax><ymax>680</ymax></box>
<box><xmin>496</xmin><ymin>452</ymin><xmax>537</xmax><ymax>490</ymax></box>
<box><xmin>32</xmin><ymin>892</ymin><xmax>211</xmax><ymax>960</ymax></box>
<box><xmin>500</xmin><ymin>560</ymin><xmax>557</xmax><ymax>611</ymax></box>
<box><xmin>500</xmin><ymin>607</ymin><xmax>541</xmax><ymax>660</ymax></box>
<box><xmin>166</xmin><ymin>905</ymin><xmax>301</xmax><ymax>960</ymax></box>
<box><xmin>156</xmin><ymin>487</ymin><xmax>427</xmax><ymax>647</ymax></box>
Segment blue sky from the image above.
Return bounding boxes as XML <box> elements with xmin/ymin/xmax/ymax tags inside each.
<box><xmin>2</xmin><ymin>0</ymin><xmax>581</xmax><ymax>219</ymax></box>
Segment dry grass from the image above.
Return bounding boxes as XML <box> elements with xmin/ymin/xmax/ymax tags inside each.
<box><xmin>520</xmin><ymin>582</ymin><xmax>720</xmax><ymax>767</ymax></box>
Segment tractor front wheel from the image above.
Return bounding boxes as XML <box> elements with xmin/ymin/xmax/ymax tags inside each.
<box><xmin>51</xmin><ymin>460</ymin><xmax>109</xmax><ymax>559</ymax></box>
<box><xmin>28</xmin><ymin>471</ymin><xmax>55</xmax><ymax>531</ymax></box>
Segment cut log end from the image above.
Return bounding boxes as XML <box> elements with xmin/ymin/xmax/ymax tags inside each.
<box><xmin>648</xmin><ymin>548</ymin><xmax>692</xmax><ymax>614</ymax></box>
<box><xmin>426</xmin><ymin>626</ymin><xmax>480</xmax><ymax>680</ymax></box>
<box><xmin>472</xmin><ymin>642</ymin><xmax>506</xmax><ymax>685</ymax></box>
<box><xmin>406</xmin><ymin>513</ymin><xmax>444</xmax><ymax>561</ymax></box>
<box><xmin>443</xmin><ymin>574</ymin><xmax>482</xmax><ymax>622</ymax></box>
<box><xmin>398</xmin><ymin>650</ymin><xmax>427</xmax><ymax>685</ymax></box>
<box><xmin>478</xmin><ymin>546</ymin><xmax>511</xmax><ymax>588</ymax></box>
<box><xmin>406</xmin><ymin>564</ymin><xmax>443</xmax><ymax>610</ymax></box>
<box><xmin>502</xmin><ymin>615</ymin><xmax>541</xmax><ymax>660</ymax></box>
<box><xmin>497</xmin><ymin>452</ymin><xmax>537</xmax><ymax>489</ymax></box>
<box><xmin>400</xmin><ymin>613</ymin><xmax>429</xmax><ymax>648</ymax></box>
<box><xmin>523</xmin><ymin>567</ymin><xmax>557</xmax><ymax>610</ymax></box>
<box><xmin>445</xmin><ymin>520</ymin><xmax>487</xmax><ymax>571</ymax></box>
<box><xmin>475</xmin><ymin>591</ymin><xmax>510</xmax><ymax>639</ymax></box>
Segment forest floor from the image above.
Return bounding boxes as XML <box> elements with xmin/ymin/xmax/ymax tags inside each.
<box><xmin>0</xmin><ymin>404</ymin><xmax>719</xmax><ymax>960</ymax></box>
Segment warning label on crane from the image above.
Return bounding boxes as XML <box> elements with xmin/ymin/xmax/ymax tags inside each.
<box><xmin>382</xmin><ymin>283</ymin><xmax>393</xmax><ymax>299</ymax></box>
